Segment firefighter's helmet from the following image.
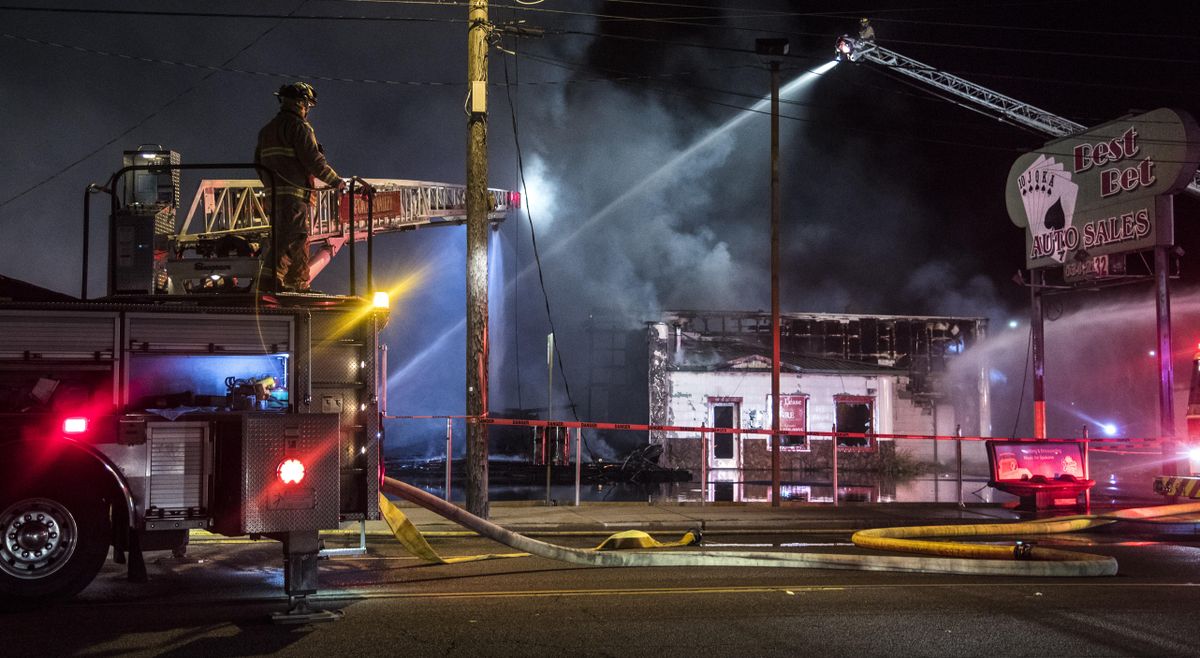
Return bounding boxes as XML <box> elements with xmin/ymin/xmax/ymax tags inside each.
<box><xmin>275</xmin><ymin>82</ymin><xmax>318</xmax><ymax>106</ymax></box>
<box><xmin>860</xmin><ymin>17</ymin><xmax>870</xmax><ymax>25</ymax></box>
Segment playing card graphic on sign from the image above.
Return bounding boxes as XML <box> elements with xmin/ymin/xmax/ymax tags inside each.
<box><xmin>1017</xmin><ymin>155</ymin><xmax>1079</xmax><ymax>263</ymax></box>
<box><xmin>1006</xmin><ymin>108</ymin><xmax>1200</xmax><ymax>270</ymax></box>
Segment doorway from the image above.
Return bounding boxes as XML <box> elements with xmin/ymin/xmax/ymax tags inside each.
<box><xmin>708</xmin><ymin>399</ymin><xmax>740</xmax><ymax>469</ymax></box>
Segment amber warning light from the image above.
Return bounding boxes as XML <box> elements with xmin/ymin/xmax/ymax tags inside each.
<box><xmin>63</xmin><ymin>417</ymin><xmax>88</xmax><ymax>434</ymax></box>
<box><xmin>277</xmin><ymin>458</ymin><xmax>306</xmax><ymax>485</ymax></box>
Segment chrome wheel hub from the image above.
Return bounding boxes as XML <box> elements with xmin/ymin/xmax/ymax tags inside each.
<box><xmin>1</xmin><ymin>498</ymin><xmax>78</xmax><ymax>580</ymax></box>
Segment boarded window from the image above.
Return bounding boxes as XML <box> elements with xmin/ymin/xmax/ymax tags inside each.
<box><xmin>777</xmin><ymin>394</ymin><xmax>807</xmax><ymax>450</ymax></box>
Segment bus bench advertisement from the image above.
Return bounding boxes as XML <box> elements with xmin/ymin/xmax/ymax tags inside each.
<box><xmin>989</xmin><ymin>442</ymin><xmax>1085</xmax><ymax>483</ymax></box>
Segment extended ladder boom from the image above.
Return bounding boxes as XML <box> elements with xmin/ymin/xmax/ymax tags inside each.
<box><xmin>835</xmin><ymin>36</ymin><xmax>1200</xmax><ymax>196</ymax></box>
<box><xmin>168</xmin><ymin>178</ymin><xmax>520</xmax><ymax>289</ymax></box>
<box><xmin>178</xmin><ymin>178</ymin><xmax>518</xmax><ymax>245</ymax></box>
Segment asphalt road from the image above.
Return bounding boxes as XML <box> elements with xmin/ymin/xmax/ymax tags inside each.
<box><xmin>4</xmin><ymin>531</ymin><xmax>1200</xmax><ymax>657</ymax></box>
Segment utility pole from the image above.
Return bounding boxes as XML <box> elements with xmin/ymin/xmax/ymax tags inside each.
<box><xmin>757</xmin><ymin>37</ymin><xmax>787</xmax><ymax>507</ymax></box>
<box><xmin>1030</xmin><ymin>268</ymin><xmax>1046</xmax><ymax>439</ymax></box>
<box><xmin>466</xmin><ymin>0</ymin><xmax>490</xmax><ymax>519</ymax></box>
<box><xmin>1154</xmin><ymin>242</ymin><xmax>1177</xmax><ymax>478</ymax></box>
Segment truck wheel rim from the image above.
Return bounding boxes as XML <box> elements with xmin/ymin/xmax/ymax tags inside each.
<box><xmin>0</xmin><ymin>498</ymin><xmax>79</xmax><ymax>580</ymax></box>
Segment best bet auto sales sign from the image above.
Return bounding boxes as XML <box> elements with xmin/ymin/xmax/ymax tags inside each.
<box><xmin>1006</xmin><ymin>108</ymin><xmax>1200</xmax><ymax>269</ymax></box>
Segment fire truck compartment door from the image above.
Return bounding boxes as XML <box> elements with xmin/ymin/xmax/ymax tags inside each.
<box><xmin>124</xmin><ymin>313</ymin><xmax>291</xmax><ymax>354</ymax></box>
<box><xmin>0</xmin><ymin>310</ymin><xmax>119</xmax><ymax>359</ymax></box>
<box><xmin>241</xmin><ymin>413</ymin><xmax>340</xmax><ymax>534</ymax></box>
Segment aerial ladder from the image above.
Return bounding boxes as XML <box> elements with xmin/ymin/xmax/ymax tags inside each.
<box><xmin>165</xmin><ymin>178</ymin><xmax>519</xmax><ymax>292</ymax></box>
<box><xmin>833</xmin><ymin>35</ymin><xmax>1200</xmax><ymax>197</ymax></box>
<box><xmin>834</xmin><ymin>34</ymin><xmax>1200</xmax><ymax>496</ymax></box>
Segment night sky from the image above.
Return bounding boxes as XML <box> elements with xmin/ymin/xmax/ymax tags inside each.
<box><xmin>0</xmin><ymin>1</ymin><xmax>1197</xmax><ymax>455</ymax></box>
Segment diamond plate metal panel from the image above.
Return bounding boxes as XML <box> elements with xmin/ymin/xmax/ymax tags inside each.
<box><xmin>241</xmin><ymin>413</ymin><xmax>340</xmax><ymax>533</ymax></box>
<box><xmin>300</xmin><ymin>310</ymin><xmax>382</xmax><ymax>520</ymax></box>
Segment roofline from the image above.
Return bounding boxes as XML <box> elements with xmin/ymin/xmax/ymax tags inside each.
<box><xmin>650</xmin><ymin>309</ymin><xmax>989</xmax><ymax>324</ymax></box>
<box><xmin>670</xmin><ymin>364</ymin><xmax>901</xmax><ymax>375</ymax></box>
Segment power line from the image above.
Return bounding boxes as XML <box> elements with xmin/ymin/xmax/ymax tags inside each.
<box><xmin>518</xmin><ymin>50</ymin><xmax>1021</xmax><ymax>134</ymax></box>
<box><xmin>502</xmin><ymin>50</ymin><xmax>595</xmax><ymax>459</ymax></box>
<box><xmin>854</xmin><ymin>15</ymin><xmax>1200</xmax><ymax>41</ymax></box>
<box><xmin>514</xmin><ymin>51</ymin><xmax>1040</xmax><ymax>153</ymax></box>
<box><xmin>0</xmin><ymin>32</ymin><xmax>459</xmax><ymax>86</ymax></box>
<box><xmin>10</xmin><ymin>22</ymin><xmax>1190</xmax><ymax>119</ymax></box>
<box><xmin>0</xmin><ymin>5</ymin><xmax>459</xmax><ymax>24</ymax></box>
<box><xmin>0</xmin><ymin>31</ymin><xmax>755</xmax><ymax>88</ymax></box>
<box><xmin>0</xmin><ymin>2</ymin><xmax>310</xmax><ymax>213</ymax></box>
<box><xmin>0</xmin><ymin>25</ymin><xmax>999</xmax><ymax>144</ymax></box>
<box><xmin>3</xmin><ymin>4</ymin><xmax>1196</xmax><ymax>66</ymax></box>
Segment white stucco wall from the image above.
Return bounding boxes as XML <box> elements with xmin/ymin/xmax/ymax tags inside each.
<box><xmin>666</xmin><ymin>369</ymin><xmax>897</xmax><ymax>440</ymax></box>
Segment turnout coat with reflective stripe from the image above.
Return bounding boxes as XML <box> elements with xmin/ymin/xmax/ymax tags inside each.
<box><xmin>254</xmin><ymin>107</ymin><xmax>340</xmax><ymax>202</ymax></box>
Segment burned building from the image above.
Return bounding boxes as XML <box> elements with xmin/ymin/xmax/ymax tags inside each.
<box><xmin>648</xmin><ymin>310</ymin><xmax>990</xmax><ymax>477</ymax></box>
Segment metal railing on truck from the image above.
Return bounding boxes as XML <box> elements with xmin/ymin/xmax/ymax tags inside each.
<box><xmin>82</xmin><ymin>164</ymin><xmax>380</xmax><ymax>299</ymax></box>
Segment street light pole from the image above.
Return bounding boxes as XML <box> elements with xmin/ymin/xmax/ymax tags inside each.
<box><xmin>756</xmin><ymin>37</ymin><xmax>788</xmax><ymax>507</ymax></box>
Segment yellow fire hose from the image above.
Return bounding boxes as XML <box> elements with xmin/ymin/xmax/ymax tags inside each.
<box><xmin>852</xmin><ymin>502</ymin><xmax>1200</xmax><ymax>564</ymax></box>
<box><xmin>379</xmin><ymin>477</ymin><xmax>1200</xmax><ymax>577</ymax></box>
<box><xmin>378</xmin><ymin>490</ymin><xmax>699</xmax><ymax>564</ymax></box>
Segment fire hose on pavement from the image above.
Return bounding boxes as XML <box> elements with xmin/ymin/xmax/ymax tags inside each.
<box><xmin>379</xmin><ymin>477</ymin><xmax>1200</xmax><ymax>577</ymax></box>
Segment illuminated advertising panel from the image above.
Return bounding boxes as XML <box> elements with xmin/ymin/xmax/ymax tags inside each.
<box><xmin>990</xmin><ymin>442</ymin><xmax>1085</xmax><ymax>483</ymax></box>
<box><xmin>1006</xmin><ymin>108</ymin><xmax>1200</xmax><ymax>269</ymax></box>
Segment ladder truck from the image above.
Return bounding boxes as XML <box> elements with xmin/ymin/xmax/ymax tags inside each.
<box><xmin>0</xmin><ymin>148</ymin><xmax>517</xmax><ymax>620</ymax></box>
<box><xmin>833</xmin><ymin>34</ymin><xmax>1200</xmax><ymax>495</ymax></box>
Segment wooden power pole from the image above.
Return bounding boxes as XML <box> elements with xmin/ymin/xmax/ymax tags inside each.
<box><xmin>465</xmin><ymin>0</ymin><xmax>490</xmax><ymax>518</ymax></box>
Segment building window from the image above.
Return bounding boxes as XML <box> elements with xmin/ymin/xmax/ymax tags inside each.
<box><xmin>770</xmin><ymin>394</ymin><xmax>808</xmax><ymax>451</ymax></box>
<box><xmin>834</xmin><ymin>395</ymin><xmax>875</xmax><ymax>450</ymax></box>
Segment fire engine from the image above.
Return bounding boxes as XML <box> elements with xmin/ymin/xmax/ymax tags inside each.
<box><xmin>1154</xmin><ymin>347</ymin><xmax>1200</xmax><ymax>497</ymax></box>
<box><xmin>0</xmin><ymin>149</ymin><xmax>516</xmax><ymax>620</ymax></box>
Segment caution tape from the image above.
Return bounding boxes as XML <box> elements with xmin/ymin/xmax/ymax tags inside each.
<box><xmin>384</xmin><ymin>413</ymin><xmax>1169</xmax><ymax>448</ymax></box>
<box><xmin>377</xmin><ymin>493</ymin><xmax>699</xmax><ymax>564</ymax></box>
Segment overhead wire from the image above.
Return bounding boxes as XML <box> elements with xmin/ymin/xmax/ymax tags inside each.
<box><xmin>501</xmin><ymin>41</ymin><xmax>596</xmax><ymax>460</ymax></box>
<box><xmin>0</xmin><ymin>32</ymin><xmax>756</xmax><ymax>90</ymax></box>
<box><xmin>1</xmin><ymin>27</ymin><xmax>1194</xmax><ymax>165</ymax></box>
<box><xmin>0</xmin><ymin>2</ymin><xmax>311</xmax><ymax>212</ymax></box>
<box><xmin>2</xmin><ymin>4</ymin><xmax>1197</xmax><ymax>66</ymax></box>
<box><xmin>1</xmin><ymin>1</ymin><xmax>1194</xmax><ymax>208</ymax></box>
<box><xmin>336</xmin><ymin>0</ymin><xmax>1193</xmax><ymax>46</ymax></box>
<box><xmin>7</xmin><ymin>22</ymin><xmax>1133</xmax><ymax>181</ymax></box>
<box><xmin>518</xmin><ymin>48</ymin><xmax>1042</xmax><ymax>136</ymax></box>
<box><xmin>514</xmin><ymin>50</ymin><xmax>1183</xmax><ymax>158</ymax></box>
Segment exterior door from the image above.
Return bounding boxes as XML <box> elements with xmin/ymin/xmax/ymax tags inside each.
<box><xmin>709</xmin><ymin>401</ymin><xmax>740</xmax><ymax>469</ymax></box>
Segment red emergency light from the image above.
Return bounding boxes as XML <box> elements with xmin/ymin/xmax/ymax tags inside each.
<box><xmin>277</xmin><ymin>458</ymin><xmax>306</xmax><ymax>485</ymax></box>
<box><xmin>62</xmin><ymin>417</ymin><xmax>89</xmax><ymax>434</ymax></box>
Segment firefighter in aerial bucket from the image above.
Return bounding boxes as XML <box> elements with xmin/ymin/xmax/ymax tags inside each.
<box><xmin>254</xmin><ymin>81</ymin><xmax>345</xmax><ymax>293</ymax></box>
<box><xmin>858</xmin><ymin>17</ymin><xmax>875</xmax><ymax>42</ymax></box>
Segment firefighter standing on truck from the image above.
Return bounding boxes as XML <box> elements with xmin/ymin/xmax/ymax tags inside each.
<box><xmin>858</xmin><ymin>17</ymin><xmax>875</xmax><ymax>42</ymax></box>
<box><xmin>254</xmin><ymin>82</ymin><xmax>345</xmax><ymax>293</ymax></box>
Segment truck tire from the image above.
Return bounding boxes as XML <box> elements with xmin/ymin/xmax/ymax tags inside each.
<box><xmin>0</xmin><ymin>487</ymin><xmax>111</xmax><ymax>606</ymax></box>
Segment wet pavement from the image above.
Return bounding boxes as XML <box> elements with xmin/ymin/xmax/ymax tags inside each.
<box><xmin>6</xmin><ymin>514</ymin><xmax>1200</xmax><ymax>656</ymax></box>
